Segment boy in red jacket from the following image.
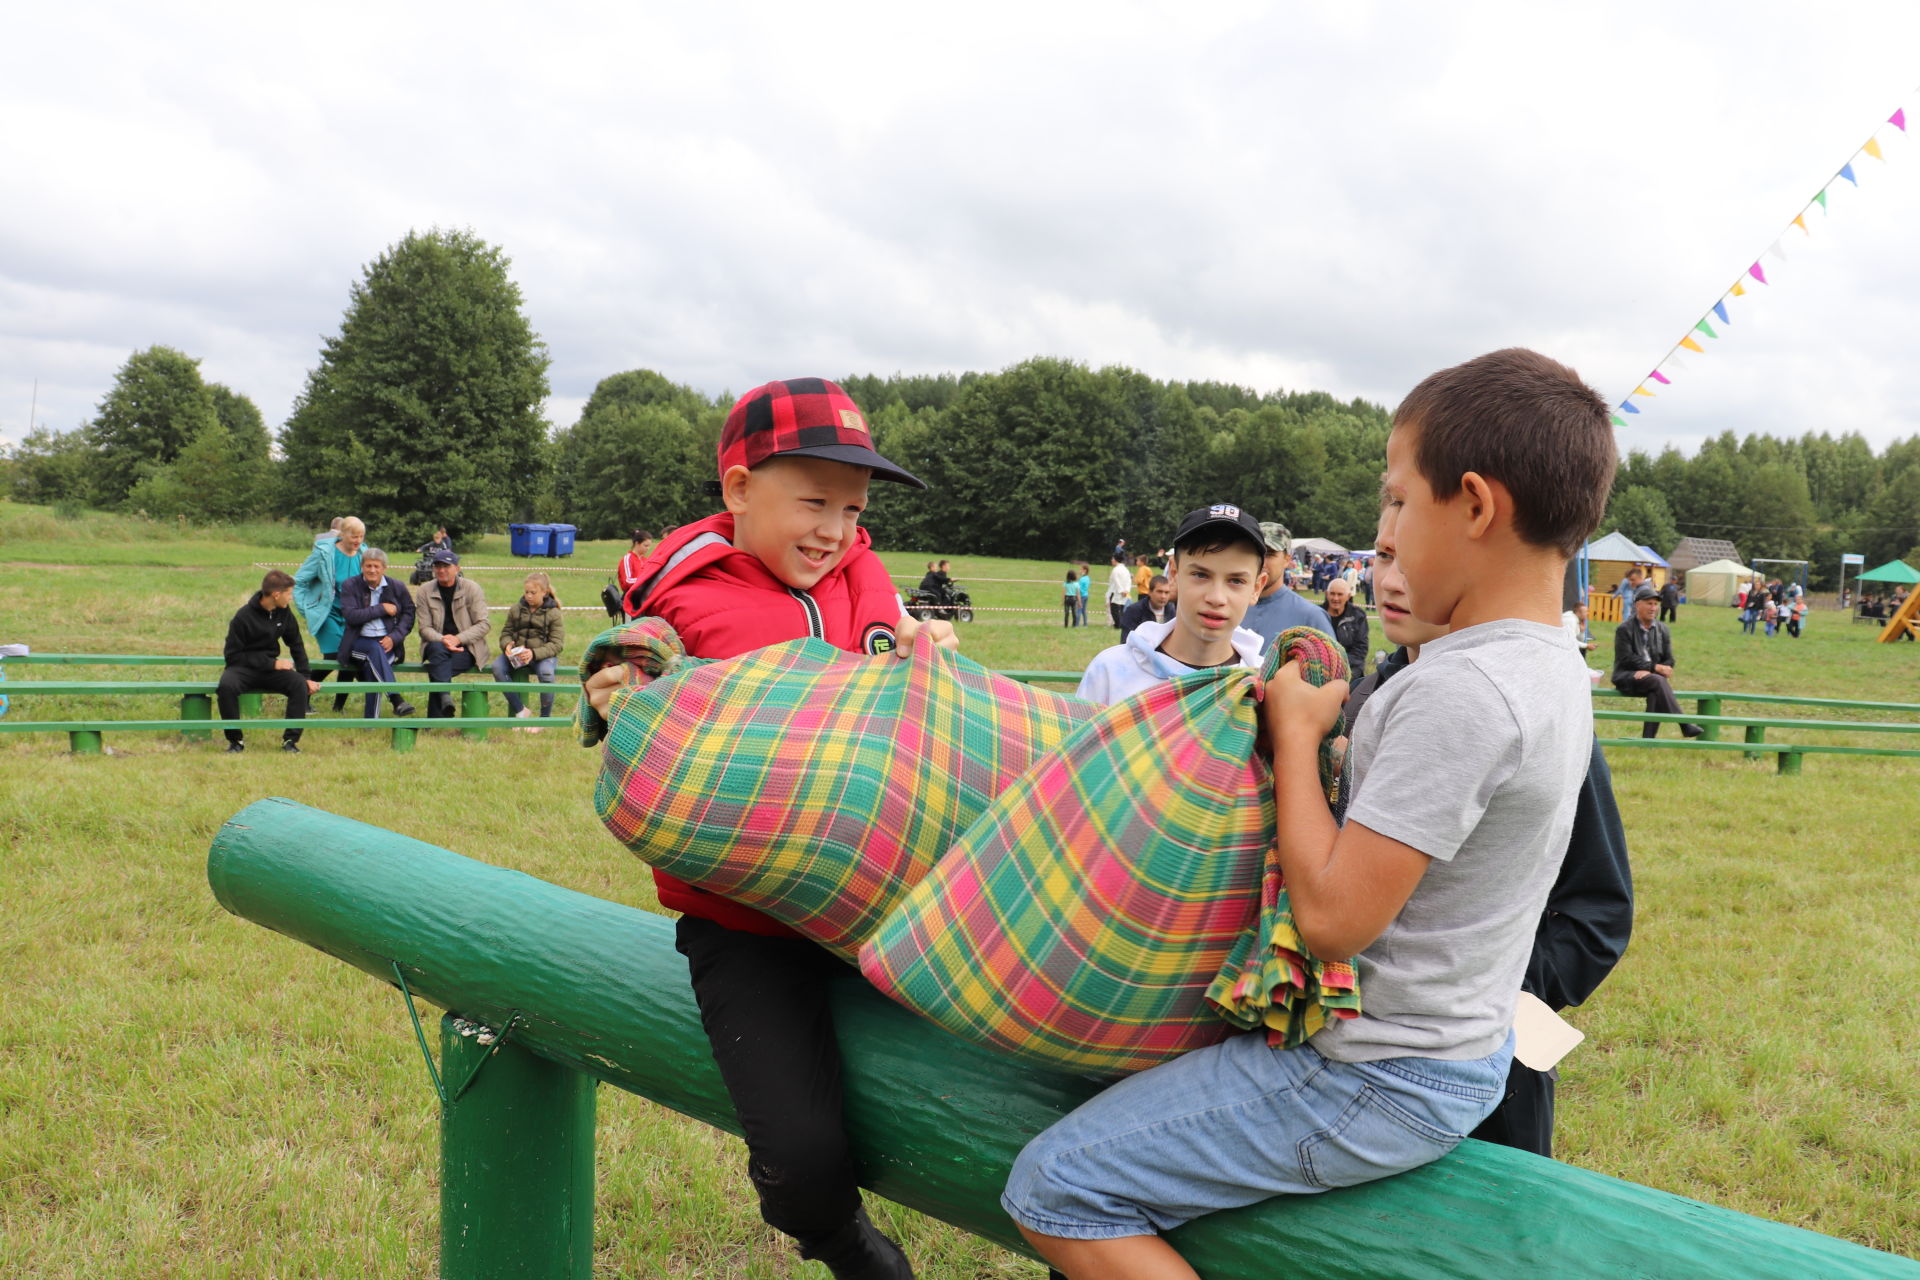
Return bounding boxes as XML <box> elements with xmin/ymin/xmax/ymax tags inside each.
<box><xmin>585</xmin><ymin>378</ymin><xmax>949</xmax><ymax>1279</ymax></box>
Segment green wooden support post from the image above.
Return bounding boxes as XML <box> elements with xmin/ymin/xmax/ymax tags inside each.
<box><xmin>1777</xmin><ymin>749</ymin><xmax>1804</xmax><ymax>776</ymax></box>
<box><xmin>1696</xmin><ymin>696</ymin><xmax>1721</xmax><ymax>742</ymax></box>
<box><xmin>392</xmin><ymin>726</ymin><xmax>417</xmax><ymax>753</ymax></box>
<box><xmin>440</xmin><ymin>1014</ymin><xmax>595</xmax><ymax>1280</ymax></box>
<box><xmin>69</xmin><ymin>729</ymin><xmax>102</xmax><ymax>755</ymax></box>
<box><xmin>1744</xmin><ymin>723</ymin><xmax>1766</xmax><ymax>761</ymax></box>
<box><xmin>179</xmin><ymin>692</ymin><xmax>213</xmax><ymax>741</ymax></box>
<box><xmin>238</xmin><ymin>691</ymin><xmax>263</xmax><ymax>716</ymax></box>
<box><xmin>459</xmin><ymin>688</ymin><xmax>490</xmax><ymax>742</ymax></box>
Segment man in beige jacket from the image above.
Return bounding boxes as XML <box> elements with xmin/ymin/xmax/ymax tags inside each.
<box><xmin>416</xmin><ymin>549</ymin><xmax>491</xmax><ymax>719</ymax></box>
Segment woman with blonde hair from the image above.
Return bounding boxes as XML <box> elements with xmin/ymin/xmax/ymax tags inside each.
<box><xmin>492</xmin><ymin>571</ymin><xmax>566</xmax><ymax>730</ymax></box>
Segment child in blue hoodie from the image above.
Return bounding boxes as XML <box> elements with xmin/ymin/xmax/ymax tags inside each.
<box><xmin>1076</xmin><ymin>505</ymin><xmax>1269</xmax><ymax>706</ymax></box>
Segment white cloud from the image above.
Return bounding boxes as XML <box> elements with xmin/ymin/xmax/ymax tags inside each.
<box><xmin>5</xmin><ymin>0</ymin><xmax>1920</xmax><ymax>455</ymax></box>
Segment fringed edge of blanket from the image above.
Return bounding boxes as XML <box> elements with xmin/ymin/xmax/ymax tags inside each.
<box><xmin>574</xmin><ymin>617</ymin><xmax>689</xmax><ymax>747</ymax></box>
<box><xmin>1205</xmin><ymin>872</ymin><xmax>1362</xmax><ymax>1049</ymax></box>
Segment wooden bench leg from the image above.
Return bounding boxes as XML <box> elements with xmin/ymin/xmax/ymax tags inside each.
<box><xmin>69</xmin><ymin>730</ymin><xmax>103</xmax><ymax>755</ymax></box>
<box><xmin>459</xmin><ymin>688</ymin><xmax>490</xmax><ymax>742</ymax></box>
<box><xmin>180</xmin><ymin>693</ymin><xmax>213</xmax><ymax>741</ymax></box>
<box><xmin>238</xmin><ymin>692</ymin><xmax>264</xmax><ymax>716</ymax></box>
<box><xmin>392</xmin><ymin>726</ymin><xmax>417</xmax><ymax>753</ymax></box>
<box><xmin>1743</xmin><ymin>724</ymin><xmax>1765</xmax><ymax>761</ymax></box>
<box><xmin>1696</xmin><ymin>697</ymin><xmax>1721</xmax><ymax>742</ymax></box>
<box><xmin>1777</xmin><ymin>749</ymin><xmax>1803</xmax><ymax>776</ymax></box>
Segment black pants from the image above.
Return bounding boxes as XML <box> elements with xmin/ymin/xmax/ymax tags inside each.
<box><xmin>674</xmin><ymin>915</ymin><xmax>864</xmax><ymax>1243</ymax></box>
<box><xmin>216</xmin><ymin>665</ymin><xmax>309</xmax><ymax>744</ymax></box>
<box><xmin>1618</xmin><ymin>673</ymin><xmax>1693</xmax><ymax>737</ymax></box>
<box><xmin>421</xmin><ymin>641</ymin><xmax>478</xmax><ymax>716</ymax></box>
<box><xmin>1469</xmin><ymin>1059</ymin><xmax>1555</xmax><ymax>1157</ymax></box>
<box><xmin>1658</xmin><ymin>599</ymin><xmax>1677</xmax><ymax>622</ymax></box>
<box><xmin>1063</xmin><ymin>596</ymin><xmax>1077</xmax><ymax>627</ymax></box>
<box><xmin>1109</xmin><ymin>600</ymin><xmax>1125</xmax><ymax>628</ymax></box>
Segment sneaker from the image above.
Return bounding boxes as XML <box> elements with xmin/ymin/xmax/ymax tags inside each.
<box><xmin>281</xmin><ymin>740</ymin><xmax>302</xmax><ymax>754</ymax></box>
<box><xmin>391</xmin><ymin>699</ymin><xmax>417</xmax><ymax>718</ymax></box>
<box><xmin>225</xmin><ymin>740</ymin><xmax>246</xmax><ymax>754</ymax></box>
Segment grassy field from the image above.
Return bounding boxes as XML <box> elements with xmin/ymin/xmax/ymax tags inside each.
<box><xmin>2</xmin><ymin>500</ymin><xmax>1917</xmax><ymax>1276</ymax></box>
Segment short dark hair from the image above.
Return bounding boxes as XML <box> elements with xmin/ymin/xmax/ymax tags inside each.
<box><xmin>261</xmin><ymin>569</ymin><xmax>294</xmax><ymax>593</ymax></box>
<box><xmin>1148</xmin><ymin>574</ymin><xmax>1169</xmax><ymax>588</ymax></box>
<box><xmin>1393</xmin><ymin>348</ymin><xmax>1617</xmax><ymax>556</ymax></box>
<box><xmin>631</xmin><ymin>529</ymin><xmax>654</xmax><ymax>543</ymax></box>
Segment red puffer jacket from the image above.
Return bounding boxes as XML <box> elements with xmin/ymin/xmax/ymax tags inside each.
<box><xmin>623</xmin><ymin>512</ymin><xmax>904</xmax><ymax>935</ymax></box>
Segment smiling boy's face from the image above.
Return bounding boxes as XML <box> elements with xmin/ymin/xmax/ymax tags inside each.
<box><xmin>1167</xmin><ymin>542</ymin><xmax>1266</xmax><ymax>649</ymax></box>
<box><xmin>725</xmin><ymin>454</ymin><xmax>872</xmax><ymax>591</ymax></box>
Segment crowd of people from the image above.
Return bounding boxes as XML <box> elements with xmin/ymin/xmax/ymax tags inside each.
<box><xmin>1736</xmin><ymin>576</ymin><xmax>1807</xmax><ymax>638</ymax></box>
<box><xmin>215</xmin><ymin>516</ymin><xmax>566</xmax><ymax>751</ymax></box>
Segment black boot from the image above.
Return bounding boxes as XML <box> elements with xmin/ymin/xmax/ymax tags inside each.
<box><xmin>796</xmin><ymin>1207</ymin><xmax>914</xmax><ymax>1280</ymax></box>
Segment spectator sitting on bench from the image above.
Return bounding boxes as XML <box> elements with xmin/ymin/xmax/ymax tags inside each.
<box><xmin>337</xmin><ymin>546</ymin><xmax>417</xmax><ymax>720</ymax></box>
<box><xmin>417</xmin><ymin>550</ymin><xmax>491</xmax><ymax>719</ymax></box>
<box><xmin>492</xmin><ymin>571</ymin><xmax>566</xmax><ymax>732</ymax></box>
<box><xmin>218</xmin><ymin>569</ymin><xmax>320</xmax><ymax>754</ymax></box>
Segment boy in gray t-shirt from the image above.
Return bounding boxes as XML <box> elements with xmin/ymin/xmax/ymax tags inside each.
<box><xmin>1004</xmin><ymin>349</ymin><xmax>1619</xmax><ymax>1280</ymax></box>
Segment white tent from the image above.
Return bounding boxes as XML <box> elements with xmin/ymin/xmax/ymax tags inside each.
<box><xmin>1683</xmin><ymin>558</ymin><xmax>1751</xmax><ymax>607</ymax></box>
<box><xmin>1292</xmin><ymin>537</ymin><xmax>1347</xmax><ymax>557</ymax></box>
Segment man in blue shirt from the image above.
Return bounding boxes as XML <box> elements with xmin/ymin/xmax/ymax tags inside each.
<box><xmin>1238</xmin><ymin>518</ymin><xmax>1334</xmax><ymax>653</ymax></box>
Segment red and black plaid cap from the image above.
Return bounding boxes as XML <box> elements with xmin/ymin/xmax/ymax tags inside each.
<box><xmin>717</xmin><ymin>378</ymin><xmax>926</xmax><ymax>489</ymax></box>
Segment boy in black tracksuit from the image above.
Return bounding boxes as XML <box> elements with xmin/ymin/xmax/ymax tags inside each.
<box><xmin>217</xmin><ymin>570</ymin><xmax>319</xmax><ymax>752</ymax></box>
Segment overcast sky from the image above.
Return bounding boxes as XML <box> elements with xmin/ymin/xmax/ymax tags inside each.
<box><xmin>6</xmin><ymin>2</ymin><xmax>1920</xmax><ymax>462</ymax></box>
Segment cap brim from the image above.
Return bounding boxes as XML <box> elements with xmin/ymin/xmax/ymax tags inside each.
<box><xmin>774</xmin><ymin>442</ymin><xmax>927</xmax><ymax>489</ymax></box>
<box><xmin>1175</xmin><ymin>517</ymin><xmax>1266</xmax><ymax>550</ymax></box>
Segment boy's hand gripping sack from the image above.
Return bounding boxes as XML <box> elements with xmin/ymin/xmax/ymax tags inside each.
<box><xmin>858</xmin><ymin>628</ymin><xmax>1359</xmax><ymax>1076</ymax></box>
<box><xmin>579</xmin><ymin>618</ymin><xmax>1095</xmax><ymax>959</ymax></box>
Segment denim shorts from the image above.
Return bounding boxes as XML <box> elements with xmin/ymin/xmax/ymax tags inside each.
<box><xmin>1002</xmin><ymin>1029</ymin><xmax>1514</xmax><ymax>1239</ymax></box>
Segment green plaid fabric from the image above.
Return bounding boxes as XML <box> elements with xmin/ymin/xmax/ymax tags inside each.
<box><xmin>857</xmin><ymin>628</ymin><xmax>1352</xmax><ymax>1076</ymax></box>
<box><xmin>590</xmin><ymin>620</ymin><xmax>1094</xmax><ymax>960</ymax></box>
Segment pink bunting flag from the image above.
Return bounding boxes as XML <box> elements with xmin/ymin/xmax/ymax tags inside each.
<box><xmin>1649</xmin><ymin>370</ymin><xmax>1671</xmax><ymax>385</ymax></box>
<box><xmin>1892</xmin><ymin>108</ymin><xmax>1907</xmax><ymax>133</ymax></box>
<box><xmin>1749</xmin><ymin>262</ymin><xmax>1768</xmax><ymax>285</ymax></box>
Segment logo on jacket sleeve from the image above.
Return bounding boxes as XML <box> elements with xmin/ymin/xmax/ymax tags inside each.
<box><xmin>862</xmin><ymin>622</ymin><xmax>898</xmax><ymax>655</ymax></box>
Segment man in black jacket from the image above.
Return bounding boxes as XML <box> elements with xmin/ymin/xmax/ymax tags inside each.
<box><xmin>1116</xmin><ymin>574</ymin><xmax>1176</xmax><ymax>639</ymax></box>
<box><xmin>1323</xmin><ymin>576</ymin><xmax>1369</xmax><ymax>677</ymax></box>
<box><xmin>217</xmin><ymin>569</ymin><xmax>320</xmax><ymax>753</ymax></box>
<box><xmin>1612</xmin><ymin>585</ymin><xmax>1702</xmax><ymax>738</ymax></box>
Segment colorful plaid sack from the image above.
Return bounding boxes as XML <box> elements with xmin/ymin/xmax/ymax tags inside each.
<box><xmin>582</xmin><ymin>619</ymin><xmax>1096</xmax><ymax>960</ymax></box>
<box><xmin>857</xmin><ymin>628</ymin><xmax>1357</xmax><ymax>1076</ymax></box>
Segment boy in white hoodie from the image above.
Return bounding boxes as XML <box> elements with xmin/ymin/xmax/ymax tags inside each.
<box><xmin>1076</xmin><ymin>504</ymin><xmax>1269</xmax><ymax>706</ymax></box>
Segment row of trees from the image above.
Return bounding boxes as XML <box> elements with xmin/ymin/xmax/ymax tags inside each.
<box><xmin>5</xmin><ymin>224</ymin><xmax>1917</xmax><ymax>583</ymax></box>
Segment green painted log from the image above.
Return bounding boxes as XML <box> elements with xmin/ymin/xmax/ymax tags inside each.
<box><xmin>206</xmin><ymin>798</ymin><xmax>1920</xmax><ymax>1280</ymax></box>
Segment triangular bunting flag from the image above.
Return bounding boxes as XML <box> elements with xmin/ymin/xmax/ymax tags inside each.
<box><xmin>1635</xmin><ymin>384</ymin><xmax>1656</xmax><ymax>397</ymax></box>
<box><xmin>1649</xmin><ymin>370</ymin><xmax>1671</xmax><ymax>385</ymax></box>
<box><xmin>1892</xmin><ymin>108</ymin><xmax>1907</xmax><ymax>132</ymax></box>
<box><xmin>1865</xmin><ymin>137</ymin><xmax>1885</xmax><ymax>160</ymax></box>
<box><xmin>1680</xmin><ymin>336</ymin><xmax>1706</xmax><ymax>353</ymax></box>
<box><xmin>1694</xmin><ymin>319</ymin><xmax>1718</xmax><ymax>339</ymax></box>
<box><xmin>1748</xmin><ymin>263</ymin><xmax>1768</xmax><ymax>285</ymax></box>
<box><xmin>1815</xmin><ymin>189</ymin><xmax>1829</xmax><ymax>210</ymax></box>
<box><xmin>1620</xmin><ymin>401</ymin><xmax>1641</xmax><ymax>414</ymax></box>
<box><xmin>1611</xmin><ymin>413</ymin><xmax>1628</xmax><ymax>428</ymax></box>
<box><xmin>1712</xmin><ymin>300</ymin><xmax>1730</xmax><ymax>325</ymax></box>
<box><xmin>1666</xmin><ymin>351</ymin><xmax>1689</xmax><ymax>371</ymax></box>
<box><xmin>1793</xmin><ymin>213</ymin><xmax>1809</xmax><ymax>234</ymax></box>
<box><xmin>1767</xmin><ymin>239</ymin><xmax>1789</xmax><ymax>263</ymax></box>
<box><xmin>1731</xmin><ymin>279</ymin><xmax>1748</xmax><ymax>296</ymax></box>
<box><xmin>1840</xmin><ymin>162</ymin><xmax>1858</xmax><ymax>185</ymax></box>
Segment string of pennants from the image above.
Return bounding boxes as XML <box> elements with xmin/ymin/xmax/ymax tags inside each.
<box><xmin>1613</xmin><ymin>97</ymin><xmax>1911</xmax><ymax>426</ymax></box>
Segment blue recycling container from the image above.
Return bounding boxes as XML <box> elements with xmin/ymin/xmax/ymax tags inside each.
<box><xmin>548</xmin><ymin>523</ymin><xmax>577</xmax><ymax>557</ymax></box>
<box><xmin>509</xmin><ymin>523</ymin><xmax>553</xmax><ymax>557</ymax></box>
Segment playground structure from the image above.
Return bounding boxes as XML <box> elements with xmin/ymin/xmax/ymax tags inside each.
<box><xmin>207</xmin><ymin>798</ymin><xmax>1920</xmax><ymax>1280</ymax></box>
<box><xmin>1878</xmin><ymin>588</ymin><xmax>1920</xmax><ymax>643</ymax></box>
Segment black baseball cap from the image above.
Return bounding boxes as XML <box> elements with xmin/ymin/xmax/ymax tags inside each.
<box><xmin>429</xmin><ymin>548</ymin><xmax>460</xmax><ymax>566</ymax></box>
<box><xmin>1170</xmin><ymin>504</ymin><xmax>1267</xmax><ymax>557</ymax></box>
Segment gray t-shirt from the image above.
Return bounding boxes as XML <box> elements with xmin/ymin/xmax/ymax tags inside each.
<box><xmin>1311</xmin><ymin>618</ymin><xmax>1591</xmax><ymax>1063</ymax></box>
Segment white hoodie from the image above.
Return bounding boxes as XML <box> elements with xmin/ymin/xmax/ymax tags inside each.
<box><xmin>1075</xmin><ymin>617</ymin><xmax>1266</xmax><ymax>706</ymax></box>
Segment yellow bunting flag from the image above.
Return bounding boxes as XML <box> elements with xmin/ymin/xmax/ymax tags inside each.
<box><xmin>1865</xmin><ymin>137</ymin><xmax>1885</xmax><ymax>160</ymax></box>
<box><xmin>1635</xmin><ymin>384</ymin><xmax>1656</xmax><ymax>397</ymax></box>
<box><xmin>1731</xmin><ymin>279</ymin><xmax>1748</xmax><ymax>296</ymax></box>
<box><xmin>1679</xmin><ymin>336</ymin><xmax>1706</xmax><ymax>353</ymax></box>
<box><xmin>1793</xmin><ymin>213</ymin><xmax>1809</xmax><ymax>234</ymax></box>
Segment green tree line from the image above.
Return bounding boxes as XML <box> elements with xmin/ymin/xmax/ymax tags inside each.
<box><xmin>5</xmin><ymin>225</ymin><xmax>1917</xmax><ymax>581</ymax></box>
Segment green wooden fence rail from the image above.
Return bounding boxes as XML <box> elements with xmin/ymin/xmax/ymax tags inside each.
<box><xmin>206</xmin><ymin>799</ymin><xmax>1920</xmax><ymax>1280</ymax></box>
